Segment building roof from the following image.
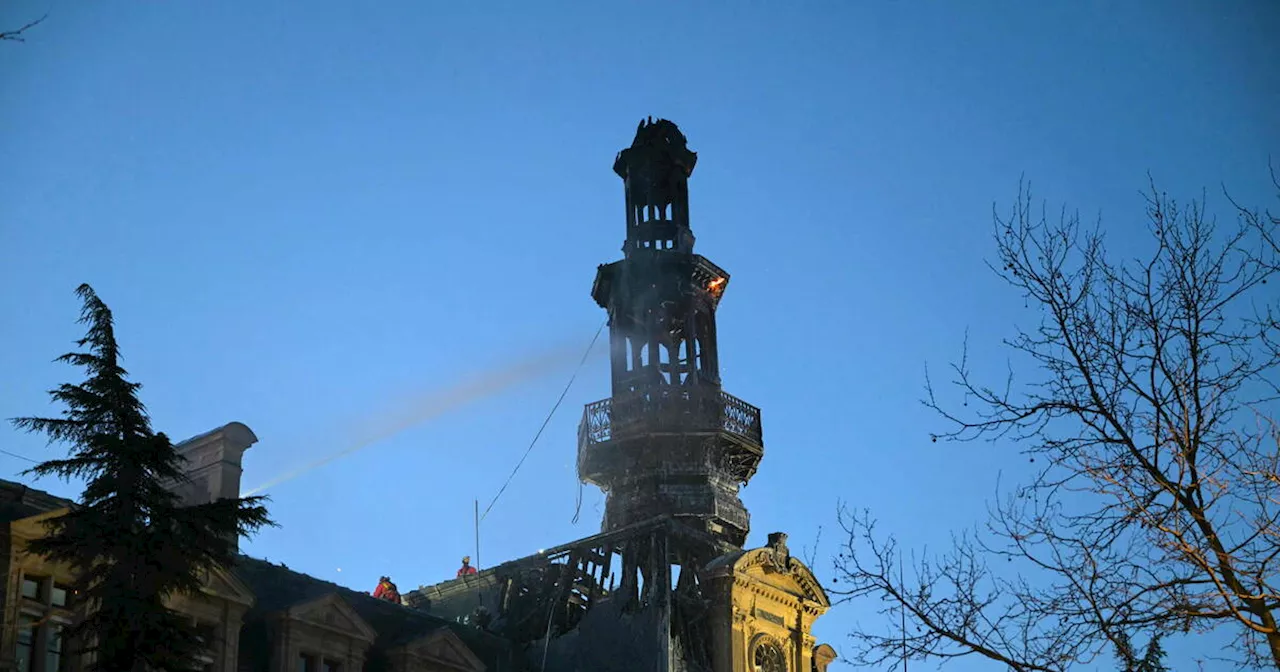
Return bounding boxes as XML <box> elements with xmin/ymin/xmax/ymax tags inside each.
<box><xmin>0</xmin><ymin>479</ymin><xmax>521</xmax><ymax>667</ymax></box>
<box><xmin>0</xmin><ymin>478</ymin><xmax>75</xmax><ymax>523</ymax></box>
<box><xmin>231</xmin><ymin>555</ymin><xmax>520</xmax><ymax>670</ymax></box>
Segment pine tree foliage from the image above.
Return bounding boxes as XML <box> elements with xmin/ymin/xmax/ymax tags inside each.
<box><xmin>11</xmin><ymin>284</ymin><xmax>275</xmax><ymax>672</ymax></box>
<box><xmin>1115</xmin><ymin>633</ymin><xmax>1170</xmax><ymax>672</ymax></box>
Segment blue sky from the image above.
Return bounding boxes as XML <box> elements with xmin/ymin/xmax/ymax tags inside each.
<box><xmin>2</xmin><ymin>1</ymin><xmax>1278</xmax><ymax>669</ymax></box>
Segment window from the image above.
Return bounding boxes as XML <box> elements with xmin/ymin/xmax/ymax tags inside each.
<box><xmin>16</xmin><ymin>615</ymin><xmax>37</xmax><ymax>672</ymax></box>
<box><xmin>192</xmin><ymin>620</ymin><xmax>218</xmax><ymax>672</ymax></box>
<box><xmin>195</xmin><ymin>621</ymin><xmax>219</xmax><ymax>647</ymax></box>
<box><xmin>46</xmin><ymin>624</ymin><xmax>64</xmax><ymax>672</ymax></box>
<box><xmin>298</xmin><ymin>653</ymin><xmax>316</xmax><ymax>672</ymax></box>
<box><xmin>15</xmin><ymin>574</ymin><xmax>74</xmax><ymax>672</ymax></box>
<box><xmin>751</xmin><ymin>638</ymin><xmax>786</xmax><ymax>672</ymax></box>
<box><xmin>21</xmin><ymin>575</ymin><xmax>44</xmax><ymax>601</ymax></box>
<box><xmin>51</xmin><ymin>583</ymin><xmax>69</xmax><ymax>608</ymax></box>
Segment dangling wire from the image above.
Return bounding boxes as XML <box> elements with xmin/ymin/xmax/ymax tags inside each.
<box><xmin>541</xmin><ymin>572</ymin><xmax>560</xmax><ymax>669</ymax></box>
<box><xmin>571</xmin><ymin>479</ymin><xmax>584</xmax><ymax>525</ymax></box>
<box><xmin>480</xmin><ymin>320</ymin><xmax>606</xmax><ymax>524</ymax></box>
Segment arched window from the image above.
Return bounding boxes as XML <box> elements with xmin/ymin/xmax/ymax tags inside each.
<box><xmin>751</xmin><ymin>637</ymin><xmax>787</xmax><ymax>672</ymax></box>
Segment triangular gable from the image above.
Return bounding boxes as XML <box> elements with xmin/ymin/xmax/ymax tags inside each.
<box><xmin>397</xmin><ymin>628</ymin><xmax>486</xmax><ymax>672</ymax></box>
<box><xmin>286</xmin><ymin>593</ymin><xmax>378</xmax><ymax>643</ymax></box>
<box><xmin>199</xmin><ymin>564</ymin><xmax>256</xmax><ymax>608</ymax></box>
<box><xmin>705</xmin><ymin>547</ymin><xmax>831</xmax><ymax>610</ymax></box>
<box><xmin>741</xmin><ymin>551</ymin><xmax>830</xmax><ymax>609</ymax></box>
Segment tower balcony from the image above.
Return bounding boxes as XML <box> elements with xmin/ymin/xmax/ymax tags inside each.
<box><xmin>579</xmin><ymin>389</ymin><xmax>762</xmax><ymax>447</ymax></box>
<box><xmin>577</xmin><ymin>388</ymin><xmax>764</xmax><ymax>484</ymax></box>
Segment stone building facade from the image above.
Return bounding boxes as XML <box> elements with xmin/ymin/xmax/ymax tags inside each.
<box><xmin>1</xmin><ymin>425</ymin><xmax>837</xmax><ymax>672</ymax></box>
<box><xmin>0</xmin><ymin>424</ymin><xmax>510</xmax><ymax>672</ymax></box>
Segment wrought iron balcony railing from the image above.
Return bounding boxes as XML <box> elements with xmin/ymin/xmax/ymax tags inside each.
<box><xmin>577</xmin><ymin>389</ymin><xmax>763</xmax><ymax>449</ymax></box>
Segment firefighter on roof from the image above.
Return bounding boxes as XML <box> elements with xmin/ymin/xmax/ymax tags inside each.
<box><xmin>456</xmin><ymin>556</ymin><xmax>477</xmax><ymax>577</ymax></box>
<box><xmin>372</xmin><ymin>575</ymin><xmax>400</xmax><ymax>602</ymax></box>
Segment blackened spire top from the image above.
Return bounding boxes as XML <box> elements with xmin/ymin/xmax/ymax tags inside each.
<box><xmin>612</xmin><ymin>118</ymin><xmax>698</xmax><ymax>180</ymax></box>
<box><xmin>613</xmin><ymin>118</ymin><xmax>698</xmax><ymax>254</ymax></box>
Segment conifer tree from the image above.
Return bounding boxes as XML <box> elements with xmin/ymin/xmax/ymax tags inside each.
<box><xmin>1115</xmin><ymin>634</ymin><xmax>1171</xmax><ymax>672</ymax></box>
<box><xmin>11</xmin><ymin>284</ymin><xmax>274</xmax><ymax>672</ymax></box>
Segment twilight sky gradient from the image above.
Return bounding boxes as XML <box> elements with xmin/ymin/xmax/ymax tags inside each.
<box><xmin>3</xmin><ymin>2</ymin><xmax>1278</xmax><ymax>669</ymax></box>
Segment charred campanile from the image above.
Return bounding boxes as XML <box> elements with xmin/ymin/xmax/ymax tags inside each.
<box><xmin>578</xmin><ymin>118</ymin><xmax>763</xmax><ymax>547</ymax></box>
<box><xmin>409</xmin><ymin>121</ymin><xmax>833</xmax><ymax>672</ymax></box>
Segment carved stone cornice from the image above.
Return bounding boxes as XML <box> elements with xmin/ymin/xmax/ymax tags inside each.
<box><xmin>707</xmin><ymin>545</ymin><xmax>830</xmax><ymax>613</ymax></box>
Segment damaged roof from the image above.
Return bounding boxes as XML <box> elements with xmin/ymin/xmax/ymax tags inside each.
<box><xmin>231</xmin><ymin>555</ymin><xmax>520</xmax><ymax>670</ymax></box>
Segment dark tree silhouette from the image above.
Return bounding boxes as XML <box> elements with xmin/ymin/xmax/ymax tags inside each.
<box><xmin>11</xmin><ymin>284</ymin><xmax>275</xmax><ymax>672</ymax></box>
<box><xmin>834</xmin><ymin>173</ymin><xmax>1280</xmax><ymax>670</ymax></box>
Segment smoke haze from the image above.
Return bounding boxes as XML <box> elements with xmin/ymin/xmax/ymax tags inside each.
<box><xmin>241</xmin><ymin>339</ymin><xmax>606</xmax><ymax>496</ymax></box>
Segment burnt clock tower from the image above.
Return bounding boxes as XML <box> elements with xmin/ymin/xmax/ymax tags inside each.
<box><xmin>410</xmin><ymin>120</ymin><xmax>833</xmax><ymax>672</ymax></box>
<box><xmin>578</xmin><ymin>117</ymin><xmax>763</xmax><ymax>548</ymax></box>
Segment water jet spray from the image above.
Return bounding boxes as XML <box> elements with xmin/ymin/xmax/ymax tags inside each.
<box><xmin>241</xmin><ymin>338</ymin><xmax>605</xmax><ymax>497</ymax></box>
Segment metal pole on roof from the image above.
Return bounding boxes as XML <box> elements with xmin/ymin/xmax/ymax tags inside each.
<box><xmin>901</xmin><ymin>554</ymin><xmax>908</xmax><ymax>672</ymax></box>
<box><xmin>474</xmin><ymin>498</ymin><xmax>481</xmax><ymax>572</ymax></box>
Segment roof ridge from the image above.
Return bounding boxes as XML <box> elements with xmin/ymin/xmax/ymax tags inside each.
<box><xmin>234</xmin><ymin>554</ymin><xmax>456</xmax><ymax>618</ymax></box>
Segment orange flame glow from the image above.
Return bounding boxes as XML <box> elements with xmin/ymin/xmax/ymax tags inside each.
<box><xmin>708</xmin><ymin>277</ymin><xmax>726</xmax><ymax>292</ymax></box>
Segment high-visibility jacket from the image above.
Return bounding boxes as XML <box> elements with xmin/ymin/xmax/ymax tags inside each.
<box><xmin>373</xmin><ymin>581</ymin><xmax>400</xmax><ymax>602</ymax></box>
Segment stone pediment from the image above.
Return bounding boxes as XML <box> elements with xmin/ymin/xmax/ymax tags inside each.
<box><xmin>285</xmin><ymin>593</ymin><xmax>377</xmax><ymax>643</ymax></box>
<box><xmin>394</xmin><ymin>627</ymin><xmax>485</xmax><ymax>672</ymax></box>
<box><xmin>703</xmin><ymin>543</ymin><xmax>831</xmax><ymax>611</ymax></box>
<box><xmin>199</xmin><ymin>564</ymin><xmax>256</xmax><ymax>608</ymax></box>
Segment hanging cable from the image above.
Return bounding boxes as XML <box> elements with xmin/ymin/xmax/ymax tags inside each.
<box><xmin>480</xmin><ymin>320</ymin><xmax>606</xmax><ymax>524</ymax></box>
<box><xmin>540</xmin><ymin>571</ymin><xmax>560</xmax><ymax>670</ymax></box>
<box><xmin>1</xmin><ymin>449</ymin><xmax>39</xmax><ymax>464</ymax></box>
<box><xmin>571</xmin><ymin>479</ymin><xmax>584</xmax><ymax>525</ymax></box>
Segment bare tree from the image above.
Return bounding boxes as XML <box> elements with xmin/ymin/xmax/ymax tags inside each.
<box><xmin>834</xmin><ymin>172</ymin><xmax>1280</xmax><ymax>670</ymax></box>
<box><xmin>0</xmin><ymin>13</ymin><xmax>46</xmax><ymax>42</ymax></box>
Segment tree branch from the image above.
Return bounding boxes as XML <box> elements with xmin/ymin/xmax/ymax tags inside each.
<box><xmin>0</xmin><ymin>13</ymin><xmax>47</xmax><ymax>42</ymax></box>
